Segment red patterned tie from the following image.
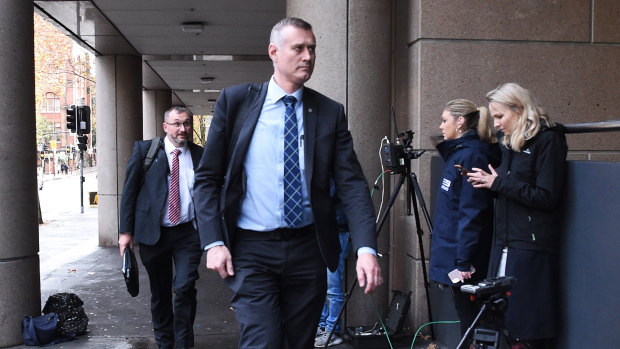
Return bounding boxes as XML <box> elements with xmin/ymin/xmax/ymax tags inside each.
<box><xmin>169</xmin><ymin>148</ymin><xmax>181</xmax><ymax>224</ymax></box>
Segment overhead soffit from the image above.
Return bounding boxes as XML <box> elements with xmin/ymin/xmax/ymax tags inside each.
<box><xmin>34</xmin><ymin>0</ymin><xmax>285</xmax><ymax>116</ymax></box>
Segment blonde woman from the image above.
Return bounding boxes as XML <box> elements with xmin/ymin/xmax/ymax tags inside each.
<box><xmin>429</xmin><ymin>98</ymin><xmax>500</xmax><ymax>336</ymax></box>
<box><xmin>468</xmin><ymin>83</ymin><xmax>568</xmax><ymax>349</ymax></box>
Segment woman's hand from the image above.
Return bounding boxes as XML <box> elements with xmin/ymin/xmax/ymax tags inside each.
<box><xmin>467</xmin><ymin>164</ymin><xmax>498</xmax><ymax>189</ymax></box>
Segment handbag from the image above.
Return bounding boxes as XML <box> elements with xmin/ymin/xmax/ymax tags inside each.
<box><xmin>22</xmin><ymin>312</ymin><xmax>58</xmax><ymax>346</ymax></box>
<box><xmin>122</xmin><ymin>247</ymin><xmax>140</xmax><ymax>297</ymax></box>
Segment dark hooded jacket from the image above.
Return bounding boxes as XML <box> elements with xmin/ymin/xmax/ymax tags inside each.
<box><xmin>429</xmin><ymin>131</ymin><xmax>501</xmax><ymax>285</ymax></box>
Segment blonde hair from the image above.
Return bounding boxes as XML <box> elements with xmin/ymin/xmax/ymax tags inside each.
<box><xmin>486</xmin><ymin>83</ymin><xmax>554</xmax><ymax>152</ymax></box>
<box><xmin>444</xmin><ymin>99</ymin><xmax>496</xmax><ymax>144</ymax></box>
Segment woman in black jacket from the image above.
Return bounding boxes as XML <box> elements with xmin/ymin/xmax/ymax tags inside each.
<box><xmin>468</xmin><ymin>83</ymin><xmax>568</xmax><ymax>348</ymax></box>
<box><xmin>429</xmin><ymin>99</ymin><xmax>500</xmax><ymax>336</ymax></box>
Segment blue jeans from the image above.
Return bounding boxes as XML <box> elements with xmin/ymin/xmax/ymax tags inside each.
<box><xmin>319</xmin><ymin>231</ymin><xmax>350</xmax><ymax>333</ymax></box>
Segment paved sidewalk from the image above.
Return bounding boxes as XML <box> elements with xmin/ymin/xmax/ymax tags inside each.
<box><xmin>9</xmin><ymin>169</ymin><xmax>437</xmax><ymax>348</ymax></box>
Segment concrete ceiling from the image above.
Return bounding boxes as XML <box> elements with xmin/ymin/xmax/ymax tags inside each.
<box><xmin>34</xmin><ymin>0</ymin><xmax>285</xmax><ymax>115</ymax></box>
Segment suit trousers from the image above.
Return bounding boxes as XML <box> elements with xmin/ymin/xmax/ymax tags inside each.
<box><xmin>139</xmin><ymin>222</ymin><xmax>202</xmax><ymax>349</ymax></box>
<box><xmin>225</xmin><ymin>226</ymin><xmax>327</xmax><ymax>349</ymax></box>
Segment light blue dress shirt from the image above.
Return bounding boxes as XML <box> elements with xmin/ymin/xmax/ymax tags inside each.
<box><xmin>236</xmin><ymin>77</ymin><xmax>313</xmax><ymax>231</ymax></box>
<box><xmin>205</xmin><ymin>77</ymin><xmax>375</xmax><ymax>257</ymax></box>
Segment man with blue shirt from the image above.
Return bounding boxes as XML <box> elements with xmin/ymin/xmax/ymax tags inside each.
<box><xmin>193</xmin><ymin>17</ymin><xmax>382</xmax><ymax>349</ymax></box>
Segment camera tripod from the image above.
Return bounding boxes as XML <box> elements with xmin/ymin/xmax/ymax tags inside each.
<box><xmin>456</xmin><ymin>292</ymin><xmax>512</xmax><ymax>349</ymax></box>
<box><xmin>320</xmin><ymin>148</ymin><xmax>435</xmax><ymax>348</ymax></box>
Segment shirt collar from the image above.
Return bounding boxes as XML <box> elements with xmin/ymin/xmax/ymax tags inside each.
<box><xmin>267</xmin><ymin>75</ymin><xmax>303</xmax><ymax>104</ymax></box>
<box><xmin>163</xmin><ymin>136</ymin><xmax>187</xmax><ymax>155</ymax></box>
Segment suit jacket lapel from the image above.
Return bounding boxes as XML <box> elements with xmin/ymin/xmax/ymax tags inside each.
<box><xmin>227</xmin><ymin>82</ymin><xmax>268</xmax><ymax>179</ymax></box>
<box><xmin>189</xmin><ymin>143</ymin><xmax>202</xmax><ymax>169</ymax></box>
<box><xmin>303</xmin><ymin>87</ymin><xmax>317</xmax><ymax>194</ymax></box>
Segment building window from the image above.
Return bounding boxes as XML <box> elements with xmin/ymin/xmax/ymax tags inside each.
<box><xmin>40</xmin><ymin>92</ymin><xmax>60</xmax><ymax>113</ymax></box>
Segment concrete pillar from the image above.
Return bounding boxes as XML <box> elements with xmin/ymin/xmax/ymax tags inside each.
<box><xmin>287</xmin><ymin>0</ymin><xmax>392</xmax><ymax>327</ymax></box>
<box><xmin>143</xmin><ymin>89</ymin><xmax>170</xmax><ymax>140</ymax></box>
<box><xmin>0</xmin><ymin>1</ymin><xmax>42</xmax><ymax>346</ymax></box>
<box><xmin>96</xmin><ymin>55</ymin><xmax>142</xmax><ymax>247</ymax></box>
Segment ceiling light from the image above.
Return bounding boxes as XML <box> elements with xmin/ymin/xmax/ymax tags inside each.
<box><xmin>181</xmin><ymin>22</ymin><xmax>204</xmax><ymax>33</ymax></box>
<box><xmin>200</xmin><ymin>77</ymin><xmax>215</xmax><ymax>83</ymax></box>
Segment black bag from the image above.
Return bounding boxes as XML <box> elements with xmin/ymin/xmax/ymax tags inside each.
<box><xmin>22</xmin><ymin>313</ymin><xmax>58</xmax><ymax>346</ymax></box>
<box><xmin>122</xmin><ymin>247</ymin><xmax>140</xmax><ymax>296</ymax></box>
<box><xmin>42</xmin><ymin>293</ymin><xmax>89</xmax><ymax>337</ymax></box>
<box><xmin>384</xmin><ymin>290</ymin><xmax>411</xmax><ymax>335</ymax></box>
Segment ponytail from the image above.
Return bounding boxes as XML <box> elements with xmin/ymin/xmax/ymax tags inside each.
<box><xmin>476</xmin><ymin>107</ymin><xmax>497</xmax><ymax>144</ymax></box>
<box><xmin>444</xmin><ymin>99</ymin><xmax>497</xmax><ymax>144</ymax></box>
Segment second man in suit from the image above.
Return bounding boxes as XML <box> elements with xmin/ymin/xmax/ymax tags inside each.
<box><xmin>119</xmin><ymin>106</ymin><xmax>204</xmax><ymax>349</ymax></box>
<box><xmin>193</xmin><ymin>17</ymin><xmax>383</xmax><ymax>349</ymax></box>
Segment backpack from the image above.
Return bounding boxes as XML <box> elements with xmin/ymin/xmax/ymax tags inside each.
<box><xmin>42</xmin><ymin>293</ymin><xmax>89</xmax><ymax>337</ymax></box>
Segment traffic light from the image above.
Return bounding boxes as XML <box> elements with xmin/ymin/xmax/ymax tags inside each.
<box><xmin>66</xmin><ymin>105</ymin><xmax>77</xmax><ymax>133</ymax></box>
<box><xmin>66</xmin><ymin>145</ymin><xmax>72</xmax><ymax>153</ymax></box>
<box><xmin>78</xmin><ymin>106</ymin><xmax>91</xmax><ymax>135</ymax></box>
<box><xmin>77</xmin><ymin>135</ymin><xmax>88</xmax><ymax>151</ymax></box>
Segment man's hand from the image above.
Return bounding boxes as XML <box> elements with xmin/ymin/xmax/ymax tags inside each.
<box><xmin>118</xmin><ymin>233</ymin><xmax>133</xmax><ymax>256</ymax></box>
<box><xmin>206</xmin><ymin>245</ymin><xmax>234</xmax><ymax>279</ymax></box>
<box><xmin>356</xmin><ymin>253</ymin><xmax>383</xmax><ymax>294</ymax></box>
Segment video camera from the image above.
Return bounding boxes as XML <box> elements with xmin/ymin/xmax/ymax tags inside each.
<box><xmin>382</xmin><ymin>108</ymin><xmax>425</xmax><ymax>174</ymax></box>
<box><xmin>382</xmin><ymin>130</ymin><xmax>414</xmax><ymax>173</ymax></box>
<box><xmin>460</xmin><ymin>276</ymin><xmax>516</xmax><ymax>298</ymax></box>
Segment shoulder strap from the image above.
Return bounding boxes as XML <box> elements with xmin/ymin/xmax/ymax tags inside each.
<box><xmin>141</xmin><ymin>137</ymin><xmax>161</xmax><ymax>185</ymax></box>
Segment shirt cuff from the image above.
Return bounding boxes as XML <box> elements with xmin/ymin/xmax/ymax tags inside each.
<box><xmin>357</xmin><ymin>247</ymin><xmax>377</xmax><ymax>257</ymax></box>
<box><xmin>204</xmin><ymin>241</ymin><xmax>224</xmax><ymax>251</ymax></box>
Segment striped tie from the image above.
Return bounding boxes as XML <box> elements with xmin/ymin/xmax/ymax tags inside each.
<box><xmin>169</xmin><ymin>148</ymin><xmax>181</xmax><ymax>225</ymax></box>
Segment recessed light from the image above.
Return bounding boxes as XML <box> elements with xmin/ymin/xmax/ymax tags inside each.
<box><xmin>200</xmin><ymin>77</ymin><xmax>215</xmax><ymax>83</ymax></box>
<box><xmin>181</xmin><ymin>22</ymin><xmax>204</xmax><ymax>33</ymax></box>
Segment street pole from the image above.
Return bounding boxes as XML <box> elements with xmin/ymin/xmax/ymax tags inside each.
<box><xmin>80</xmin><ymin>149</ymin><xmax>84</xmax><ymax>213</ymax></box>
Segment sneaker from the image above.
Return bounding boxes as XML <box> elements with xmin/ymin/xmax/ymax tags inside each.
<box><xmin>314</xmin><ymin>331</ymin><xmax>344</xmax><ymax>347</ymax></box>
<box><xmin>316</xmin><ymin>327</ymin><xmax>325</xmax><ymax>337</ymax></box>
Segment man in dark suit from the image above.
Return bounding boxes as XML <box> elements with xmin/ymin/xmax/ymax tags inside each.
<box><xmin>193</xmin><ymin>18</ymin><xmax>382</xmax><ymax>349</ymax></box>
<box><xmin>119</xmin><ymin>106</ymin><xmax>204</xmax><ymax>349</ymax></box>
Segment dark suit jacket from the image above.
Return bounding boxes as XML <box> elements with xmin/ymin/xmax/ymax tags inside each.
<box><xmin>193</xmin><ymin>82</ymin><xmax>377</xmax><ymax>270</ymax></box>
<box><xmin>120</xmin><ymin>138</ymin><xmax>204</xmax><ymax>246</ymax></box>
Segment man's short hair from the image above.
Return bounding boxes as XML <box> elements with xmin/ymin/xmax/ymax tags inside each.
<box><xmin>164</xmin><ymin>106</ymin><xmax>193</xmax><ymax>122</ymax></box>
<box><xmin>270</xmin><ymin>17</ymin><xmax>313</xmax><ymax>48</ymax></box>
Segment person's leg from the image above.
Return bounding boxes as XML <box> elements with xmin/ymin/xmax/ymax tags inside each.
<box><xmin>139</xmin><ymin>242</ymin><xmax>174</xmax><ymax>349</ymax></box>
<box><xmin>226</xmin><ymin>237</ymin><xmax>286</xmax><ymax>349</ymax></box>
<box><xmin>171</xmin><ymin>227</ymin><xmax>202</xmax><ymax>348</ymax></box>
<box><xmin>280</xmin><ymin>233</ymin><xmax>326</xmax><ymax>349</ymax></box>
<box><xmin>318</xmin><ymin>301</ymin><xmax>328</xmax><ymax>334</ymax></box>
<box><xmin>451</xmin><ymin>285</ymin><xmax>477</xmax><ymax>336</ymax></box>
<box><xmin>324</xmin><ymin>232</ymin><xmax>350</xmax><ymax>334</ymax></box>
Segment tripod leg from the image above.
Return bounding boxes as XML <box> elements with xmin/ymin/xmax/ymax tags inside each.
<box><xmin>408</xmin><ymin>173</ymin><xmax>435</xmax><ymax>339</ymax></box>
<box><xmin>375</xmin><ymin>173</ymin><xmax>406</xmax><ymax>234</ymax></box>
<box><xmin>410</xmin><ymin>172</ymin><xmax>433</xmax><ymax>232</ymax></box>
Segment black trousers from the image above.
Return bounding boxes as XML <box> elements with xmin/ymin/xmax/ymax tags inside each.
<box><xmin>139</xmin><ymin>222</ymin><xmax>202</xmax><ymax>349</ymax></box>
<box><xmin>226</xmin><ymin>226</ymin><xmax>327</xmax><ymax>349</ymax></box>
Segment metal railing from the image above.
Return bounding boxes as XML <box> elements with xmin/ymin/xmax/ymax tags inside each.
<box><xmin>562</xmin><ymin>120</ymin><xmax>620</xmax><ymax>134</ymax></box>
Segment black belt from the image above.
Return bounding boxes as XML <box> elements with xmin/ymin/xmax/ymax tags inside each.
<box><xmin>161</xmin><ymin>221</ymin><xmax>194</xmax><ymax>232</ymax></box>
<box><xmin>236</xmin><ymin>225</ymin><xmax>315</xmax><ymax>241</ymax></box>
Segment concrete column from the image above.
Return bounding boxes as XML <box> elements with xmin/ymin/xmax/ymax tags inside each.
<box><xmin>96</xmin><ymin>55</ymin><xmax>142</xmax><ymax>247</ymax></box>
<box><xmin>143</xmin><ymin>89</ymin><xmax>170</xmax><ymax>139</ymax></box>
<box><xmin>288</xmin><ymin>0</ymin><xmax>392</xmax><ymax>327</ymax></box>
<box><xmin>0</xmin><ymin>1</ymin><xmax>41</xmax><ymax>346</ymax></box>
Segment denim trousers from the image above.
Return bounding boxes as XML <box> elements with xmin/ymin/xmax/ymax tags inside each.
<box><xmin>319</xmin><ymin>231</ymin><xmax>350</xmax><ymax>333</ymax></box>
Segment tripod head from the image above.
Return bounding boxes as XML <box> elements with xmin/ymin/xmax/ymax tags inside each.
<box><xmin>456</xmin><ymin>277</ymin><xmax>516</xmax><ymax>349</ymax></box>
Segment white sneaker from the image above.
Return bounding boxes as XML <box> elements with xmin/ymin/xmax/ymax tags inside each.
<box><xmin>315</xmin><ymin>327</ymin><xmax>325</xmax><ymax>337</ymax></box>
<box><xmin>314</xmin><ymin>331</ymin><xmax>343</xmax><ymax>347</ymax></box>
